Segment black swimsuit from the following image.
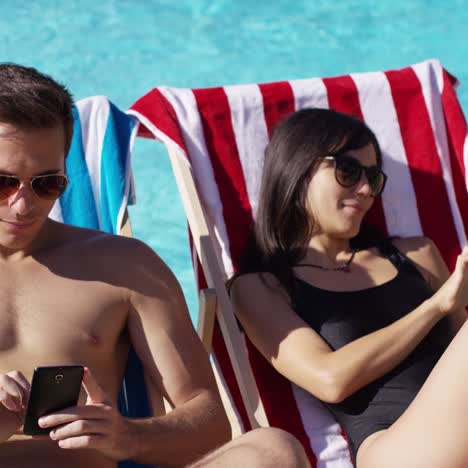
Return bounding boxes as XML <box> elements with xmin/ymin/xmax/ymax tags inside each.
<box><xmin>293</xmin><ymin>241</ymin><xmax>452</xmax><ymax>463</ymax></box>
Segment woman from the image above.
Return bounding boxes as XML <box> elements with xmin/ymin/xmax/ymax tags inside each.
<box><xmin>230</xmin><ymin>108</ymin><xmax>468</xmax><ymax>467</ymax></box>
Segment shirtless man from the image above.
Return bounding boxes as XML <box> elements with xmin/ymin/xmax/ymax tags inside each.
<box><xmin>0</xmin><ymin>64</ymin><xmax>310</xmax><ymax>468</ymax></box>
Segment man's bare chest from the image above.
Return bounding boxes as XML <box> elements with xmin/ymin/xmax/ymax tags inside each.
<box><xmin>0</xmin><ymin>265</ymin><xmax>128</xmax><ymax>365</ymax></box>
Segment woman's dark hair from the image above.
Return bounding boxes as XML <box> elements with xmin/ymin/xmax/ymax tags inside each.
<box><xmin>0</xmin><ymin>63</ymin><xmax>74</xmax><ymax>154</ymax></box>
<box><xmin>234</xmin><ymin>108</ymin><xmax>385</xmax><ymax>304</ymax></box>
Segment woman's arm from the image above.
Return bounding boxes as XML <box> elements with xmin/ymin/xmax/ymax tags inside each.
<box><xmin>231</xmin><ymin>238</ymin><xmax>466</xmax><ymax>403</ymax></box>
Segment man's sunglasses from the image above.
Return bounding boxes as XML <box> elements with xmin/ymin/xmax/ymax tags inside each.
<box><xmin>0</xmin><ymin>174</ymin><xmax>68</xmax><ymax>201</ymax></box>
<box><xmin>323</xmin><ymin>154</ymin><xmax>387</xmax><ymax>197</ymax></box>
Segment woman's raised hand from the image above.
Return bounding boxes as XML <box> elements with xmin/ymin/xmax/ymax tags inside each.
<box><xmin>0</xmin><ymin>371</ymin><xmax>30</xmax><ymax>441</ymax></box>
<box><xmin>431</xmin><ymin>246</ymin><xmax>468</xmax><ymax>316</ymax></box>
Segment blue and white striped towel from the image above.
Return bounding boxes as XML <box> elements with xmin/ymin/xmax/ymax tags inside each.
<box><xmin>49</xmin><ymin>95</ymin><xmax>137</xmax><ymax>234</ymax></box>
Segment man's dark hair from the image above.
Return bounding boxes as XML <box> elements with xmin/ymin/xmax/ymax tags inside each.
<box><xmin>0</xmin><ymin>63</ymin><xmax>74</xmax><ymax>154</ymax></box>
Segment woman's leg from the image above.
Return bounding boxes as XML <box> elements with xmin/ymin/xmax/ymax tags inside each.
<box><xmin>188</xmin><ymin>428</ymin><xmax>311</xmax><ymax>468</ymax></box>
<box><xmin>358</xmin><ymin>318</ymin><xmax>468</xmax><ymax>468</ymax></box>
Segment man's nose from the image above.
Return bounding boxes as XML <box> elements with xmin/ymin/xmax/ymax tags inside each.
<box><xmin>9</xmin><ymin>183</ymin><xmax>35</xmax><ymax>215</ymax></box>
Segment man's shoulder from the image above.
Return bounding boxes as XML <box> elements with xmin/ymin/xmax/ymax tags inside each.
<box><xmin>54</xmin><ymin>221</ymin><xmax>138</xmax><ymax>248</ymax></box>
<box><xmin>51</xmin><ymin>221</ymin><xmax>167</xmax><ymax>272</ymax></box>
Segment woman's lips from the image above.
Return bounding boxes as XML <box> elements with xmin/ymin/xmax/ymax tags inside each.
<box><xmin>342</xmin><ymin>204</ymin><xmax>365</xmax><ymax>214</ymax></box>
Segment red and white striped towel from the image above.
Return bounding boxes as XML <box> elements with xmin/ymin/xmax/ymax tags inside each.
<box><xmin>130</xmin><ymin>59</ymin><xmax>468</xmax><ymax>467</ymax></box>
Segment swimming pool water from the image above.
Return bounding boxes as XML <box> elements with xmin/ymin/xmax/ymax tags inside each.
<box><xmin>1</xmin><ymin>0</ymin><xmax>467</xmax><ymax>322</ymax></box>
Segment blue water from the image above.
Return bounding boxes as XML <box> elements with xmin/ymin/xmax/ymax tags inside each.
<box><xmin>1</xmin><ymin>0</ymin><xmax>467</xmax><ymax>322</ymax></box>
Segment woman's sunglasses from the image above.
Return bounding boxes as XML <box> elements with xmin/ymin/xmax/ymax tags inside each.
<box><xmin>0</xmin><ymin>174</ymin><xmax>69</xmax><ymax>201</ymax></box>
<box><xmin>323</xmin><ymin>154</ymin><xmax>387</xmax><ymax>197</ymax></box>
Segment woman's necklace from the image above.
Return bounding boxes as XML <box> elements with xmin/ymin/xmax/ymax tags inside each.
<box><xmin>297</xmin><ymin>249</ymin><xmax>357</xmax><ymax>273</ymax></box>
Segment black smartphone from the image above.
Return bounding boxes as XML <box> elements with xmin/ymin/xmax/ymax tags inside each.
<box><xmin>23</xmin><ymin>365</ymin><xmax>84</xmax><ymax>436</ymax></box>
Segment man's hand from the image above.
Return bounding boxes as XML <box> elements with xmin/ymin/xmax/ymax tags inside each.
<box><xmin>38</xmin><ymin>368</ymin><xmax>133</xmax><ymax>461</ymax></box>
<box><xmin>0</xmin><ymin>371</ymin><xmax>30</xmax><ymax>441</ymax></box>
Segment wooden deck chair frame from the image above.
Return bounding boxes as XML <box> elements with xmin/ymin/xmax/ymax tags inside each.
<box><xmin>165</xmin><ymin>145</ymin><xmax>266</xmax><ymax>432</ymax></box>
<box><xmin>120</xmin><ymin>209</ymin><xmax>133</xmax><ymax>237</ymax></box>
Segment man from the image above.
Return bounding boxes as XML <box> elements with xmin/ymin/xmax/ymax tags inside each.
<box><xmin>0</xmin><ymin>64</ymin><xmax>309</xmax><ymax>468</ymax></box>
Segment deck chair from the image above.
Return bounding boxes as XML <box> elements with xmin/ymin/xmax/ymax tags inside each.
<box><xmin>49</xmin><ymin>96</ymin><xmax>152</xmax><ymax>468</ymax></box>
<box><xmin>129</xmin><ymin>59</ymin><xmax>468</xmax><ymax>467</ymax></box>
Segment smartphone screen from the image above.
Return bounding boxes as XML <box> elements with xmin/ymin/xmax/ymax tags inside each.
<box><xmin>23</xmin><ymin>365</ymin><xmax>84</xmax><ymax>436</ymax></box>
